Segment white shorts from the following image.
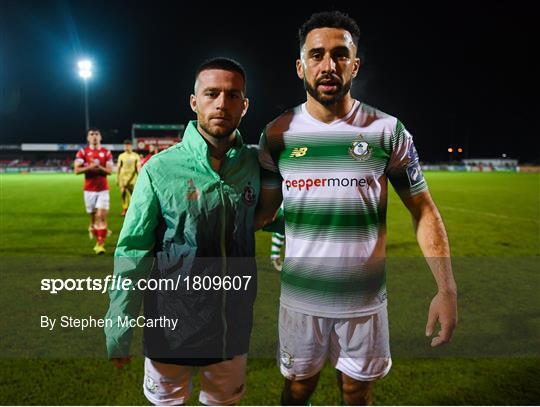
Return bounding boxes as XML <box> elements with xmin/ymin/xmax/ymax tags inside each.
<box><xmin>83</xmin><ymin>190</ymin><xmax>109</xmax><ymax>214</ymax></box>
<box><xmin>143</xmin><ymin>355</ymin><xmax>247</xmax><ymax>406</ymax></box>
<box><xmin>278</xmin><ymin>305</ymin><xmax>392</xmax><ymax>382</ymax></box>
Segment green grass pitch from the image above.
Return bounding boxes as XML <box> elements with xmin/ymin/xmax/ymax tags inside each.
<box><xmin>0</xmin><ymin>171</ymin><xmax>539</xmax><ymax>404</ymax></box>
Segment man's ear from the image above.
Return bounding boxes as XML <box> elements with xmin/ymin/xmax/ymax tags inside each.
<box><xmin>296</xmin><ymin>59</ymin><xmax>305</xmax><ymax>80</ymax></box>
<box><xmin>190</xmin><ymin>94</ymin><xmax>197</xmax><ymax>113</ymax></box>
<box><xmin>352</xmin><ymin>57</ymin><xmax>361</xmax><ymax>78</ymax></box>
<box><xmin>241</xmin><ymin>97</ymin><xmax>249</xmax><ymax>117</ymax></box>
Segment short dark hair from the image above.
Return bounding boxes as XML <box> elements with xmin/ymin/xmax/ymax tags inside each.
<box><xmin>87</xmin><ymin>127</ymin><xmax>101</xmax><ymax>134</ymax></box>
<box><xmin>195</xmin><ymin>57</ymin><xmax>246</xmax><ymax>93</ymax></box>
<box><xmin>299</xmin><ymin>11</ymin><xmax>361</xmax><ymax>49</ymax></box>
<box><xmin>123</xmin><ymin>139</ymin><xmax>132</xmax><ymax>144</ymax></box>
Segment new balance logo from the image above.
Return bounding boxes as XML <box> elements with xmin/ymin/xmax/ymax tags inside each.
<box><xmin>289</xmin><ymin>147</ymin><xmax>308</xmax><ymax>158</ymax></box>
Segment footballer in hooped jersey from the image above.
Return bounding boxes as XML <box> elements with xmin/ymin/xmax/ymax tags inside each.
<box><xmin>74</xmin><ymin>128</ymin><xmax>113</xmax><ymax>254</ymax></box>
<box><xmin>256</xmin><ymin>11</ymin><xmax>458</xmax><ymax>406</ymax></box>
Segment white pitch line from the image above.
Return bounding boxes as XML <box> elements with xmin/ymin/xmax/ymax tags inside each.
<box><xmin>440</xmin><ymin>206</ymin><xmax>540</xmax><ymax>223</ymax></box>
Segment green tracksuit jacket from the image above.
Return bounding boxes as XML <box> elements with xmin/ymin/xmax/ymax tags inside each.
<box><xmin>105</xmin><ymin>121</ymin><xmax>260</xmax><ymax>360</ymax></box>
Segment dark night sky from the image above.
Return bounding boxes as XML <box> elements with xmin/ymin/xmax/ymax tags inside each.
<box><xmin>0</xmin><ymin>1</ymin><xmax>537</xmax><ymax>162</ymax></box>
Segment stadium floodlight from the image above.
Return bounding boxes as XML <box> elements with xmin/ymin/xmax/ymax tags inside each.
<box><xmin>77</xmin><ymin>59</ymin><xmax>93</xmax><ymax>79</ymax></box>
<box><xmin>447</xmin><ymin>147</ymin><xmax>454</xmax><ymax>153</ymax></box>
<box><xmin>457</xmin><ymin>147</ymin><xmax>463</xmax><ymax>153</ymax></box>
<box><xmin>77</xmin><ymin>59</ymin><xmax>93</xmax><ymax>132</ymax></box>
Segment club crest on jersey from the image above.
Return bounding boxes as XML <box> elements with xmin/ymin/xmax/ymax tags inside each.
<box><xmin>242</xmin><ymin>183</ymin><xmax>256</xmax><ymax>206</ymax></box>
<box><xmin>280</xmin><ymin>350</ymin><xmax>294</xmax><ymax>369</ymax></box>
<box><xmin>145</xmin><ymin>376</ymin><xmax>158</xmax><ymax>394</ymax></box>
<box><xmin>349</xmin><ymin>135</ymin><xmax>372</xmax><ymax>161</ymax></box>
<box><xmin>290</xmin><ymin>147</ymin><xmax>308</xmax><ymax>158</ymax></box>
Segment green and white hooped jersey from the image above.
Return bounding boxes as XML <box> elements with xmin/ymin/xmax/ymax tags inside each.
<box><xmin>259</xmin><ymin>101</ymin><xmax>428</xmax><ymax>317</ymax></box>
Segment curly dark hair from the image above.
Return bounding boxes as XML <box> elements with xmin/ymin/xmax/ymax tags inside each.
<box><xmin>298</xmin><ymin>11</ymin><xmax>361</xmax><ymax>49</ymax></box>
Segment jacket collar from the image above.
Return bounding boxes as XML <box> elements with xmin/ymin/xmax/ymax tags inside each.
<box><xmin>182</xmin><ymin>120</ymin><xmax>244</xmax><ymax>160</ymax></box>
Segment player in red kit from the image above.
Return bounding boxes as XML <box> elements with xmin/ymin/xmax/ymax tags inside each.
<box><xmin>139</xmin><ymin>143</ymin><xmax>158</xmax><ymax>168</ymax></box>
<box><xmin>74</xmin><ymin>128</ymin><xmax>113</xmax><ymax>254</ymax></box>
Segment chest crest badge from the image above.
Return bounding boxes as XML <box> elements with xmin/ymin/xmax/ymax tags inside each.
<box><xmin>242</xmin><ymin>183</ymin><xmax>256</xmax><ymax>206</ymax></box>
<box><xmin>349</xmin><ymin>135</ymin><xmax>372</xmax><ymax>161</ymax></box>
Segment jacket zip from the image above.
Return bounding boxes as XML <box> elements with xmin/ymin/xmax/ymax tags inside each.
<box><xmin>218</xmin><ymin>179</ymin><xmax>228</xmax><ymax>359</ymax></box>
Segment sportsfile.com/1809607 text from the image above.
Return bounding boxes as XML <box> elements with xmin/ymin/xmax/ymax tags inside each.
<box><xmin>40</xmin><ymin>275</ymin><xmax>252</xmax><ymax>294</ymax></box>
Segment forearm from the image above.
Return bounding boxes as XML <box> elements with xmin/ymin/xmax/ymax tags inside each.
<box><xmin>400</xmin><ymin>190</ymin><xmax>457</xmax><ymax>344</ymax></box>
<box><xmin>105</xmin><ymin>166</ymin><xmax>160</xmax><ymax>357</ymax></box>
<box><xmin>254</xmin><ymin>187</ymin><xmax>283</xmax><ymax>230</ymax></box>
<box><xmin>74</xmin><ymin>166</ymin><xmax>92</xmax><ymax>174</ymax></box>
<box><xmin>105</xmin><ymin>220</ymin><xmax>157</xmax><ymax>357</ymax></box>
<box><xmin>105</xmin><ymin>230</ymin><xmax>155</xmax><ymax>356</ymax></box>
<box><xmin>415</xmin><ymin>205</ymin><xmax>456</xmax><ymax>294</ymax></box>
<box><xmin>255</xmin><ymin>207</ymin><xmax>278</xmax><ymax>230</ymax></box>
<box><xmin>98</xmin><ymin>166</ymin><xmax>113</xmax><ymax>175</ymax></box>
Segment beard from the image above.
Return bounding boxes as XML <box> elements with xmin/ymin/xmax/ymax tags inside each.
<box><xmin>304</xmin><ymin>76</ymin><xmax>353</xmax><ymax>106</ymax></box>
<box><xmin>198</xmin><ymin>117</ymin><xmax>238</xmax><ymax>140</ymax></box>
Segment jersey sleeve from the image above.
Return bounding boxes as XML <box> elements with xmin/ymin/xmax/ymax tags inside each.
<box><xmin>387</xmin><ymin>120</ymin><xmax>428</xmax><ymax>196</ymax></box>
<box><xmin>258</xmin><ymin>129</ymin><xmax>283</xmax><ymax>189</ymax></box>
<box><xmin>105</xmin><ymin>150</ymin><xmax>114</xmax><ymax>166</ymax></box>
<box><xmin>74</xmin><ymin>148</ymin><xmax>85</xmax><ymax>165</ymax></box>
<box><xmin>104</xmin><ymin>166</ymin><xmax>161</xmax><ymax>358</ymax></box>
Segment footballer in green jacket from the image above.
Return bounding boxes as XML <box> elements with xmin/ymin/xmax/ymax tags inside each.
<box><xmin>105</xmin><ymin>58</ymin><xmax>260</xmax><ymax>405</ymax></box>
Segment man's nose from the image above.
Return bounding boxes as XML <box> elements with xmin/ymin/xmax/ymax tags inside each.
<box><xmin>215</xmin><ymin>92</ymin><xmax>226</xmax><ymax>109</ymax></box>
<box><xmin>321</xmin><ymin>54</ymin><xmax>336</xmax><ymax>74</ymax></box>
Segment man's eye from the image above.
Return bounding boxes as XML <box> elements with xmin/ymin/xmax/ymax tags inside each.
<box><xmin>312</xmin><ymin>53</ymin><xmax>322</xmax><ymax>60</ymax></box>
<box><xmin>206</xmin><ymin>92</ymin><xmax>218</xmax><ymax>97</ymax></box>
<box><xmin>334</xmin><ymin>52</ymin><xmax>349</xmax><ymax>60</ymax></box>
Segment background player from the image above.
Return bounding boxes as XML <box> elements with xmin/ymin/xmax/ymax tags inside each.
<box><xmin>256</xmin><ymin>11</ymin><xmax>458</xmax><ymax>405</ymax></box>
<box><xmin>139</xmin><ymin>143</ymin><xmax>158</xmax><ymax>167</ymax></box>
<box><xmin>116</xmin><ymin>139</ymin><xmax>140</xmax><ymax>216</ymax></box>
<box><xmin>74</xmin><ymin>128</ymin><xmax>113</xmax><ymax>254</ymax></box>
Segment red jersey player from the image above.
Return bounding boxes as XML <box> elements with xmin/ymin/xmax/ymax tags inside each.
<box><xmin>139</xmin><ymin>143</ymin><xmax>158</xmax><ymax>168</ymax></box>
<box><xmin>74</xmin><ymin>128</ymin><xmax>113</xmax><ymax>254</ymax></box>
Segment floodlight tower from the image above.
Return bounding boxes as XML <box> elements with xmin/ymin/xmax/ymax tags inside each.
<box><xmin>77</xmin><ymin>59</ymin><xmax>93</xmax><ymax>132</ymax></box>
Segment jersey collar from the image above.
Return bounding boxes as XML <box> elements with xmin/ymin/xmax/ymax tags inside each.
<box><xmin>301</xmin><ymin>100</ymin><xmax>361</xmax><ymax>127</ymax></box>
